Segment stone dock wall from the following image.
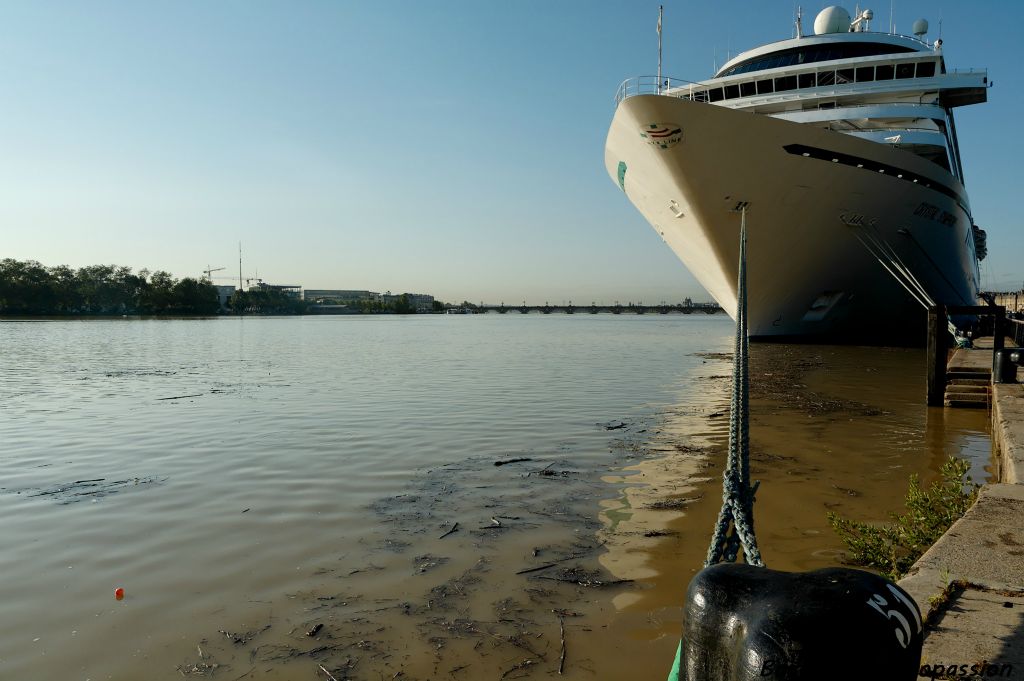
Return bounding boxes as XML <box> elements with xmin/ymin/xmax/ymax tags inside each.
<box><xmin>897</xmin><ymin>380</ymin><xmax>1024</xmax><ymax>668</ymax></box>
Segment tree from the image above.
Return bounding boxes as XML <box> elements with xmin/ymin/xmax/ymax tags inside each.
<box><xmin>50</xmin><ymin>265</ymin><xmax>82</xmax><ymax>313</ymax></box>
<box><xmin>141</xmin><ymin>270</ymin><xmax>176</xmax><ymax>313</ymax></box>
<box><xmin>394</xmin><ymin>294</ymin><xmax>414</xmax><ymax>314</ymax></box>
<box><xmin>0</xmin><ymin>259</ymin><xmax>225</xmax><ymax>316</ymax></box>
<box><xmin>171</xmin><ymin>278</ymin><xmax>219</xmax><ymax>314</ymax></box>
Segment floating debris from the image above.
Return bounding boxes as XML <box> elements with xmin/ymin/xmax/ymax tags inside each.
<box><xmin>23</xmin><ymin>476</ymin><xmax>166</xmax><ymax>504</ymax></box>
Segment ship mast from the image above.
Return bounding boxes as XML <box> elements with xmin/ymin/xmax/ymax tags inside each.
<box><xmin>657</xmin><ymin>5</ymin><xmax>663</xmax><ymax>93</ymax></box>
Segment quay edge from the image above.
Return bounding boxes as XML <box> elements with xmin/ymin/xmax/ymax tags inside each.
<box><xmin>897</xmin><ymin>380</ymin><xmax>1024</xmax><ymax>665</ymax></box>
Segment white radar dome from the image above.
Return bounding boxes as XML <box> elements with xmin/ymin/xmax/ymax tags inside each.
<box><xmin>912</xmin><ymin>18</ymin><xmax>929</xmax><ymax>37</ymax></box>
<box><xmin>814</xmin><ymin>6</ymin><xmax>852</xmax><ymax>34</ymax></box>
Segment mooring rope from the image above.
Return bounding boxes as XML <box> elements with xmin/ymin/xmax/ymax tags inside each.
<box><xmin>848</xmin><ymin>223</ymin><xmax>968</xmax><ymax>344</ymax></box>
<box><xmin>704</xmin><ymin>206</ymin><xmax>764</xmax><ymax>568</ymax></box>
<box><xmin>669</xmin><ymin>208</ymin><xmax>764</xmax><ymax>680</ymax></box>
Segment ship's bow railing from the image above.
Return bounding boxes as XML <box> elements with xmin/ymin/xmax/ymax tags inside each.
<box><xmin>615</xmin><ymin>76</ymin><xmax>709</xmax><ymax>105</ymax></box>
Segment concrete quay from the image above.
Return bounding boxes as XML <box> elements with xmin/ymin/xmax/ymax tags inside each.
<box><xmin>898</xmin><ymin>347</ymin><xmax>1024</xmax><ymax>672</ymax></box>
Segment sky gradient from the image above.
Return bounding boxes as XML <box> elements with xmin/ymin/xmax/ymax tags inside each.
<box><xmin>2</xmin><ymin>1</ymin><xmax>1020</xmax><ymax>304</ymax></box>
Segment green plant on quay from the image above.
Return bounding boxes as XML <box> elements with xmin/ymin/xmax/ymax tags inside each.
<box><xmin>827</xmin><ymin>456</ymin><xmax>980</xmax><ymax>581</ymax></box>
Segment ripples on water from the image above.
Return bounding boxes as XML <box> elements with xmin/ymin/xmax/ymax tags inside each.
<box><xmin>0</xmin><ymin>315</ymin><xmax>991</xmax><ymax>679</ymax></box>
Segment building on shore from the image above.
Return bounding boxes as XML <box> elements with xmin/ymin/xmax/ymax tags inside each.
<box><xmin>990</xmin><ymin>290</ymin><xmax>1024</xmax><ymax>316</ymax></box>
<box><xmin>305</xmin><ymin>289</ymin><xmax>436</xmax><ymax>313</ymax></box>
<box><xmin>213</xmin><ymin>285</ymin><xmax>237</xmax><ymax>312</ymax></box>
<box><xmin>381</xmin><ymin>292</ymin><xmax>435</xmax><ymax>313</ymax></box>
<box><xmin>251</xmin><ymin>282</ymin><xmax>302</xmax><ymax>298</ymax></box>
<box><xmin>304</xmin><ymin>289</ymin><xmax>379</xmax><ymax>303</ymax></box>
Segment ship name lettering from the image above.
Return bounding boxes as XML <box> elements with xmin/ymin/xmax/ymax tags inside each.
<box><xmin>839</xmin><ymin>212</ymin><xmax>877</xmax><ymax>227</ymax></box>
<box><xmin>914</xmin><ymin>202</ymin><xmax>958</xmax><ymax>227</ymax></box>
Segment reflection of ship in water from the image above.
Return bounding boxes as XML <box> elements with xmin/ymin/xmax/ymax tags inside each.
<box><xmin>606</xmin><ymin>6</ymin><xmax>990</xmax><ymax>343</ymax></box>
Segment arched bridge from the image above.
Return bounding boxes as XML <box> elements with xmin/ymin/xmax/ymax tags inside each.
<box><xmin>474</xmin><ymin>301</ymin><xmax>724</xmax><ymax>315</ymax></box>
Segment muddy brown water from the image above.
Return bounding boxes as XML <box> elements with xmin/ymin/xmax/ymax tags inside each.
<box><xmin>0</xmin><ymin>317</ymin><xmax>990</xmax><ymax>680</ymax></box>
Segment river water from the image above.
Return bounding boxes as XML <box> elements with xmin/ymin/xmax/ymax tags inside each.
<box><xmin>0</xmin><ymin>315</ymin><xmax>990</xmax><ymax>680</ymax></box>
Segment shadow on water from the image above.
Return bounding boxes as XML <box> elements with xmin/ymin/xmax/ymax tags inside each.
<box><xmin>590</xmin><ymin>343</ymin><xmax>993</xmax><ymax>677</ymax></box>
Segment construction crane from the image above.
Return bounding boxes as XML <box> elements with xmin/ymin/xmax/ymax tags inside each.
<box><xmin>203</xmin><ymin>266</ymin><xmax>225</xmax><ymax>281</ymax></box>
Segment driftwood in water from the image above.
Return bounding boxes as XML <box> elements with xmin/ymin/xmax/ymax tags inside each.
<box><xmin>438</xmin><ymin>522</ymin><xmax>459</xmax><ymax>539</ymax></box>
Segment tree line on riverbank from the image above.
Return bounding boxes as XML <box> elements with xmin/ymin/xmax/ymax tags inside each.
<box><xmin>0</xmin><ymin>258</ymin><xmax>456</xmax><ymax>316</ymax></box>
<box><xmin>0</xmin><ymin>259</ymin><xmax>220</xmax><ymax>315</ymax></box>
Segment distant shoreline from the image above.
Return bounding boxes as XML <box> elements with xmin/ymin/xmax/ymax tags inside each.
<box><xmin>0</xmin><ymin>310</ymin><xmax>730</xmax><ymax>320</ymax></box>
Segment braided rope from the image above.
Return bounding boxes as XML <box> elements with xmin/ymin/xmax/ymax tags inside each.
<box><xmin>704</xmin><ymin>207</ymin><xmax>764</xmax><ymax>569</ymax></box>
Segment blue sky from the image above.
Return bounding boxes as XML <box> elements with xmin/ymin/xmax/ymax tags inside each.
<box><xmin>1</xmin><ymin>1</ymin><xmax>1020</xmax><ymax>303</ymax></box>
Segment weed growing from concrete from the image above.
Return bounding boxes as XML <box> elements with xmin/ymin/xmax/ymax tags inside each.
<box><xmin>827</xmin><ymin>457</ymin><xmax>980</xmax><ymax>580</ymax></box>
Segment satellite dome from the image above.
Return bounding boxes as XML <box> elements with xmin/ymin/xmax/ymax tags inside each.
<box><xmin>814</xmin><ymin>6</ymin><xmax>852</xmax><ymax>34</ymax></box>
<box><xmin>912</xmin><ymin>18</ymin><xmax>929</xmax><ymax>37</ymax></box>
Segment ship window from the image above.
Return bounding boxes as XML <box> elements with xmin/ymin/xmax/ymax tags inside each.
<box><xmin>909</xmin><ymin>145</ymin><xmax>952</xmax><ymax>172</ymax></box>
<box><xmin>774</xmin><ymin>75</ymin><xmax>797</xmax><ymax>92</ymax></box>
<box><xmin>716</xmin><ymin>42</ymin><xmax>917</xmax><ymax>77</ymax></box>
<box><xmin>895</xmin><ymin>63</ymin><xmax>915</xmax><ymax>79</ymax></box>
<box><xmin>756</xmin><ymin>79</ymin><xmax>774</xmax><ymax>94</ymax></box>
<box><xmin>740</xmin><ymin>81</ymin><xmax>756</xmax><ymax>97</ymax></box>
<box><xmin>916</xmin><ymin>61</ymin><xmax>936</xmax><ymax>77</ymax></box>
<box><xmin>876</xmin><ymin>64</ymin><xmax>895</xmax><ymax>80</ymax></box>
<box><xmin>798</xmin><ymin>72</ymin><xmax>816</xmax><ymax>89</ymax></box>
<box><xmin>707</xmin><ymin>87</ymin><xmax>724</xmax><ymax>102</ymax></box>
<box><xmin>817</xmin><ymin>70</ymin><xmax>836</xmax><ymax>86</ymax></box>
<box><xmin>723</xmin><ymin>84</ymin><xmax>740</xmax><ymax>99</ymax></box>
<box><xmin>836</xmin><ymin>68</ymin><xmax>855</xmax><ymax>84</ymax></box>
<box><xmin>855</xmin><ymin>66</ymin><xmax>875</xmax><ymax>82</ymax></box>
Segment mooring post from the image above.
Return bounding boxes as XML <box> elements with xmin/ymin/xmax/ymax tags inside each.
<box><xmin>993</xmin><ymin>305</ymin><xmax>1006</xmax><ymax>380</ymax></box>
<box><xmin>994</xmin><ymin>306</ymin><xmax>1006</xmax><ymax>353</ymax></box>
<box><xmin>927</xmin><ymin>305</ymin><xmax>947</xmax><ymax>407</ymax></box>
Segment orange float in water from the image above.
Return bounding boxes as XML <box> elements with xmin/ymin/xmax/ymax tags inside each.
<box><xmin>114</xmin><ymin>587</ymin><xmax>125</xmax><ymax>601</ymax></box>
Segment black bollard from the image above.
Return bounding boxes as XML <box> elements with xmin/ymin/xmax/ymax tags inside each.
<box><xmin>681</xmin><ymin>563</ymin><xmax>922</xmax><ymax>681</ymax></box>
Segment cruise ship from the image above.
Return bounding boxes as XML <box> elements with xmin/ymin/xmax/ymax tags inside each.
<box><xmin>605</xmin><ymin>6</ymin><xmax>989</xmax><ymax>343</ymax></box>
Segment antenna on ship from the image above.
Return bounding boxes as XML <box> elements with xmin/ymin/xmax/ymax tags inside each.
<box><xmin>851</xmin><ymin>8</ymin><xmax>873</xmax><ymax>32</ymax></box>
<box><xmin>657</xmin><ymin>5</ymin><xmax>663</xmax><ymax>93</ymax></box>
<box><xmin>238</xmin><ymin>242</ymin><xmax>243</xmax><ymax>290</ymax></box>
<box><xmin>795</xmin><ymin>5</ymin><xmax>803</xmax><ymax>38</ymax></box>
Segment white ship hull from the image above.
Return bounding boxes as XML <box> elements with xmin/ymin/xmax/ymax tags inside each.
<box><xmin>605</xmin><ymin>95</ymin><xmax>980</xmax><ymax>343</ymax></box>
